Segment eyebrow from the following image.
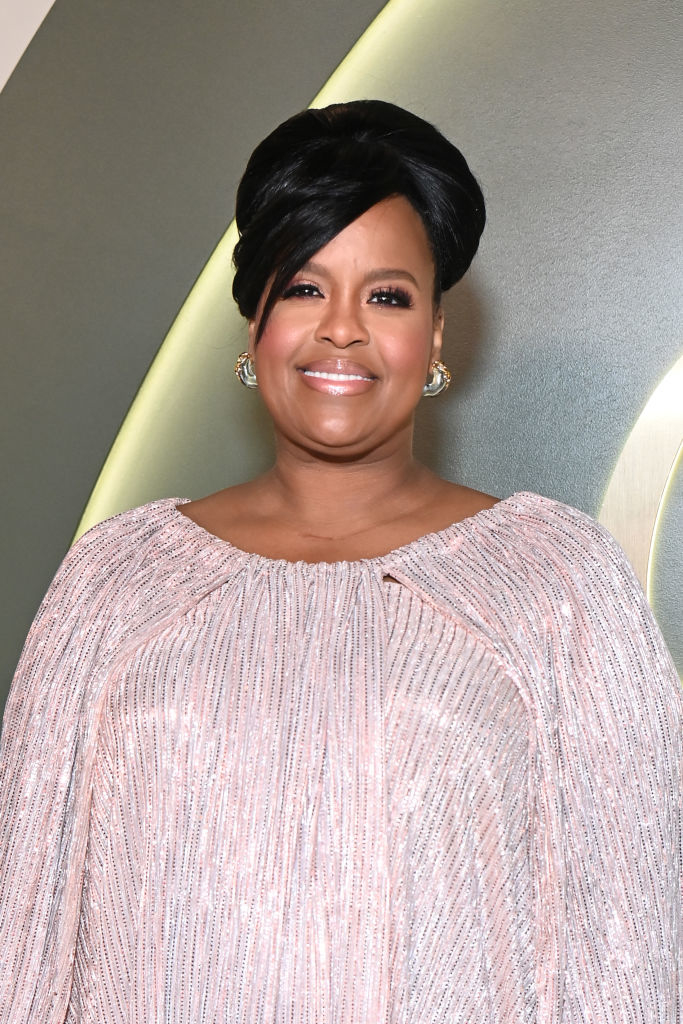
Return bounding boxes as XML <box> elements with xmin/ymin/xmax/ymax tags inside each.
<box><xmin>300</xmin><ymin>261</ymin><xmax>421</xmax><ymax>290</ymax></box>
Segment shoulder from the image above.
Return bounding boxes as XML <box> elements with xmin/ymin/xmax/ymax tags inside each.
<box><xmin>474</xmin><ymin>490</ymin><xmax>661</xmax><ymax>636</ymax></box>
<box><xmin>51</xmin><ymin>496</ymin><xmax>248</xmax><ymax>645</ymax></box>
<box><xmin>470</xmin><ymin>490</ymin><xmax>635</xmax><ymax>588</ymax></box>
<box><xmin>413</xmin><ymin>490</ymin><xmax>677</xmax><ymax>676</ymax></box>
<box><xmin>2</xmin><ymin>499</ymin><xmax>190</xmax><ymax>751</ymax></box>
<box><xmin>9</xmin><ymin>497</ymin><xmax>232</xmax><ymax>706</ymax></box>
<box><xmin>72</xmin><ymin>495</ymin><xmax>184</xmax><ymax>549</ymax></box>
<box><xmin>487</xmin><ymin>492</ymin><xmax>680</xmax><ymax>697</ymax></box>
<box><xmin>47</xmin><ymin>497</ymin><xmax>185</xmax><ymax>603</ymax></box>
<box><xmin>435</xmin><ymin>480</ymin><xmax>501</xmax><ymax>518</ymax></box>
<box><xmin>402</xmin><ymin>489</ymin><xmax>634</xmax><ymax>606</ymax></box>
<box><xmin>25</xmin><ymin>497</ymin><xmax>205</xmax><ymax>647</ymax></box>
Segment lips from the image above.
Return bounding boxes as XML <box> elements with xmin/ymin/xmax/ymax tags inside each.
<box><xmin>297</xmin><ymin>358</ymin><xmax>378</xmax><ymax>395</ymax></box>
<box><xmin>297</xmin><ymin>359</ymin><xmax>377</xmax><ymax>381</ymax></box>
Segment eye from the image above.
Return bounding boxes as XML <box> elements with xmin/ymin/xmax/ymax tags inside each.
<box><xmin>368</xmin><ymin>286</ymin><xmax>413</xmax><ymax>308</ymax></box>
<box><xmin>281</xmin><ymin>281</ymin><xmax>323</xmax><ymax>299</ymax></box>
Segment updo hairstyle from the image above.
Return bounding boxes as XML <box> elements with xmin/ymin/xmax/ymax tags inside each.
<box><xmin>232</xmin><ymin>100</ymin><xmax>486</xmax><ymax>341</ymax></box>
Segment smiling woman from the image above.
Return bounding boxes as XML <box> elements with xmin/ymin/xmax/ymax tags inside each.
<box><xmin>174</xmin><ymin>104</ymin><xmax>494</xmax><ymax>565</ymax></box>
<box><xmin>0</xmin><ymin>101</ymin><xmax>681</xmax><ymax>1023</ymax></box>
<box><xmin>187</xmin><ymin>101</ymin><xmax>490</xmax><ymax>563</ymax></box>
<box><xmin>246</xmin><ymin>197</ymin><xmax>443</xmax><ymax>467</ymax></box>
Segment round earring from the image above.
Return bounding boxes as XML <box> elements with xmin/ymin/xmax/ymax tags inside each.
<box><xmin>422</xmin><ymin>359</ymin><xmax>451</xmax><ymax>397</ymax></box>
<box><xmin>234</xmin><ymin>351</ymin><xmax>258</xmax><ymax>389</ymax></box>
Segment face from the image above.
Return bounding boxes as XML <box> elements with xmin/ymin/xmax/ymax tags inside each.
<box><xmin>248</xmin><ymin>195</ymin><xmax>444</xmax><ymax>460</ymax></box>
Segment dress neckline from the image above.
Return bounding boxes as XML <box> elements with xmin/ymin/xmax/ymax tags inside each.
<box><xmin>168</xmin><ymin>491</ymin><xmax>539</xmax><ymax>571</ymax></box>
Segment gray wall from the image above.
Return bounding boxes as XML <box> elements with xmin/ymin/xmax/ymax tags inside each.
<box><xmin>2</xmin><ymin>0</ymin><xmax>681</xmax><ymax>708</ymax></box>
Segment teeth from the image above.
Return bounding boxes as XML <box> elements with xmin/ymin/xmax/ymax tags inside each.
<box><xmin>303</xmin><ymin>370</ymin><xmax>373</xmax><ymax>381</ymax></box>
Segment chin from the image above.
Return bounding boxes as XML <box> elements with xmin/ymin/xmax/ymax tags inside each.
<box><xmin>304</xmin><ymin>437</ymin><xmax>370</xmax><ymax>457</ymax></box>
<box><xmin>295</xmin><ymin>419</ymin><xmax>373</xmax><ymax>451</ymax></box>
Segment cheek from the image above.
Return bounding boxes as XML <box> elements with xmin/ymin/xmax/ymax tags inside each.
<box><xmin>253</xmin><ymin>315</ymin><xmax>302</xmax><ymax>367</ymax></box>
<box><xmin>251</xmin><ymin>314</ymin><xmax>312</xmax><ymax>418</ymax></box>
<box><xmin>382</xmin><ymin>321</ymin><xmax>434</xmax><ymax>377</ymax></box>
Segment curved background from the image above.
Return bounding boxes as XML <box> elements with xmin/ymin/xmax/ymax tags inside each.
<box><xmin>1</xmin><ymin>0</ymin><xmax>681</xmax><ymax>710</ymax></box>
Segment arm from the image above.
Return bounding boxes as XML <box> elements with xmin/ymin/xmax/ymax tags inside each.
<box><xmin>0</xmin><ymin>532</ymin><xmax>119</xmax><ymax>1021</ymax></box>
<box><xmin>0</xmin><ymin>496</ymin><xmax>238</xmax><ymax>1022</ymax></box>
<box><xmin>0</xmin><ymin>509</ymin><xmax>159</xmax><ymax>1023</ymax></box>
<box><xmin>537</xmin><ymin>515</ymin><xmax>682</xmax><ymax>1023</ymax></box>
<box><xmin>382</xmin><ymin>490</ymin><xmax>682</xmax><ymax>1021</ymax></box>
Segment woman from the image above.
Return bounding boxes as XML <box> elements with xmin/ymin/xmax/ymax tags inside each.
<box><xmin>0</xmin><ymin>101</ymin><xmax>680</xmax><ymax>1023</ymax></box>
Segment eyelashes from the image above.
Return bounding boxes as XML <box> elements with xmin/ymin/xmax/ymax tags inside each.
<box><xmin>369</xmin><ymin>286</ymin><xmax>413</xmax><ymax>308</ymax></box>
<box><xmin>281</xmin><ymin>282</ymin><xmax>322</xmax><ymax>299</ymax></box>
<box><xmin>280</xmin><ymin>282</ymin><xmax>414</xmax><ymax>308</ymax></box>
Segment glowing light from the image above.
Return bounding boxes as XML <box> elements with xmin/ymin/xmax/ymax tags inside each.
<box><xmin>74</xmin><ymin>224</ymin><xmax>239</xmax><ymax>538</ymax></box>
<box><xmin>598</xmin><ymin>352</ymin><xmax>683</xmax><ymax>597</ymax></box>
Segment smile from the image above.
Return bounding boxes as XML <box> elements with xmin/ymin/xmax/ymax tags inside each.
<box><xmin>297</xmin><ymin>365</ymin><xmax>378</xmax><ymax>396</ymax></box>
<box><xmin>301</xmin><ymin>370</ymin><xmax>375</xmax><ymax>382</ymax></box>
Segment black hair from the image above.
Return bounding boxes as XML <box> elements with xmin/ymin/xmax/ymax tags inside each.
<box><xmin>232</xmin><ymin>100</ymin><xmax>485</xmax><ymax>341</ymax></box>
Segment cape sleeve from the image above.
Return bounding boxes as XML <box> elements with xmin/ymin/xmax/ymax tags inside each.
<box><xmin>522</xmin><ymin>504</ymin><xmax>683</xmax><ymax>1022</ymax></box>
<box><xmin>0</xmin><ymin>510</ymin><xmax>159</xmax><ymax>1023</ymax></box>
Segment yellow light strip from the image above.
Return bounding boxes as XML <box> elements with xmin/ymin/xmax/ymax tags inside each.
<box><xmin>74</xmin><ymin>223</ymin><xmax>238</xmax><ymax>538</ymax></box>
<box><xmin>598</xmin><ymin>352</ymin><xmax>683</xmax><ymax>595</ymax></box>
<box><xmin>310</xmin><ymin>0</ymin><xmax>439</xmax><ymax>107</ymax></box>
<box><xmin>648</xmin><ymin>438</ymin><xmax>682</xmax><ymax>601</ymax></box>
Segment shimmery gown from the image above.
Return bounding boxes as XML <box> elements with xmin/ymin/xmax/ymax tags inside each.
<box><xmin>0</xmin><ymin>492</ymin><xmax>681</xmax><ymax>1023</ymax></box>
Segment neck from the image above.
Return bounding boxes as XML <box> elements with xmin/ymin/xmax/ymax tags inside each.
<box><xmin>257</xmin><ymin>441</ymin><xmax>439</xmax><ymax>540</ymax></box>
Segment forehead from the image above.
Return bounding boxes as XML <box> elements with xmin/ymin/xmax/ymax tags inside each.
<box><xmin>306</xmin><ymin>195</ymin><xmax>435</xmax><ymax>275</ymax></box>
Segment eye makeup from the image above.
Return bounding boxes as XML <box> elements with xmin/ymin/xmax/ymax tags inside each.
<box><xmin>368</xmin><ymin>285</ymin><xmax>413</xmax><ymax>308</ymax></box>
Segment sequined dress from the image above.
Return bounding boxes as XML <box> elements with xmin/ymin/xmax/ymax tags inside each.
<box><xmin>0</xmin><ymin>492</ymin><xmax>681</xmax><ymax>1023</ymax></box>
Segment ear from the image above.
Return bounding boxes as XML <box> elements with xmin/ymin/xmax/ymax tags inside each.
<box><xmin>430</xmin><ymin>306</ymin><xmax>444</xmax><ymax>363</ymax></box>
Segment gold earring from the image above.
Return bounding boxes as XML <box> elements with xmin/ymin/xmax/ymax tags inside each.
<box><xmin>234</xmin><ymin>352</ymin><xmax>258</xmax><ymax>389</ymax></box>
<box><xmin>422</xmin><ymin>359</ymin><xmax>451</xmax><ymax>397</ymax></box>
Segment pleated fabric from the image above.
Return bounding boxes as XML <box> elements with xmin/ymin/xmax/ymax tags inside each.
<box><xmin>0</xmin><ymin>492</ymin><xmax>680</xmax><ymax>1023</ymax></box>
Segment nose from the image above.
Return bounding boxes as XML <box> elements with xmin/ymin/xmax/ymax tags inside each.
<box><xmin>315</xmin><ymin>293</ymin><xmax>370</xmax><ymax>348</ymax></box>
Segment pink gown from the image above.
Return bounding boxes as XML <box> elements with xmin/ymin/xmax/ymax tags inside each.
<box><xmin>0</xmin><ymin>492</ymin><xmax>680</xmax><ymax>1023</ymax></box>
